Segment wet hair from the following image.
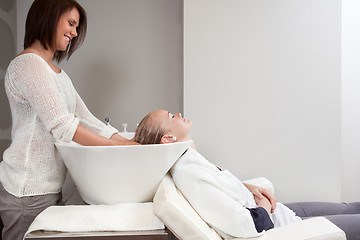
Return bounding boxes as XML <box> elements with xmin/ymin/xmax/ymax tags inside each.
<box><xmin>135</xmin><ymin>112</ymin><xmax>166</xmax><ymax>145</ymax></box>
<box><xmin>24</xmin><ymin>0</ymin><xmax>87</xmax><ymax>62</ymax></box>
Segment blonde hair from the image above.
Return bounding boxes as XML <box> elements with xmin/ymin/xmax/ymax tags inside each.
<box><xmin>135</xmin><ymin>112</ymin><xmax>166</xmax><ymax>144</ymax></box>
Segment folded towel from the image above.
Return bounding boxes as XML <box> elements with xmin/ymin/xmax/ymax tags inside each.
<box><xmin>25</xmin><ymin>202</ymin><xmax>164</xmax><ymax>236</ymax></box>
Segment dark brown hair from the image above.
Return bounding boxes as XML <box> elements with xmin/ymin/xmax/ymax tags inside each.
<box><xmin>24</xmin><ymin>0</ymin><xmax>87</xmax><ymax>62</ymax></box>
<box><xmin>135</xmin><ymin>112</ymin><xmax>166</xmax><ymax>145</ymax></box>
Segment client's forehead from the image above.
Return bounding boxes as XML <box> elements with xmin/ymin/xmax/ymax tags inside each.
<box><xmin>150</xmin><ymin>110</ymin><xmax>168</xmax><ymax>129</ymax></box>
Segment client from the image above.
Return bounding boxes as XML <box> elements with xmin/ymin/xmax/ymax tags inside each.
<box><xmin>135</xmin><ymin>109</ymin><xmax>360</xmax><ymax>240</ymax></box>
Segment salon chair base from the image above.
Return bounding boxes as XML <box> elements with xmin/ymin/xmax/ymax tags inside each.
<box><xmin>25</xmin><ymin>228</ymin><xmax>177</xmax><ymax>240</ymax></box>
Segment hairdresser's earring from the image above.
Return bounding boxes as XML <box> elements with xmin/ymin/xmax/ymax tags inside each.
<box><xmin>66</xmin><ymin>40</ymin><xmax>72</xmax><ymax>54</ymax></box>
<box><xmin>172</xmin><ymin>136</ymin><xmax>177</xmax><ymax>142</ymax></box>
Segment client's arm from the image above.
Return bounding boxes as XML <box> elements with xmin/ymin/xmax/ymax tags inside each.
<box><xmin>247</xmin><ymin>198</ymin><xmax>274</xmax><ymax>233</ymax></box>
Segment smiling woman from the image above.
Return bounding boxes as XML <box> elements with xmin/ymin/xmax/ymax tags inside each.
<box><xmin>23</xmin><ymin>0</ymin><xmax>87</xmax><ymax>63</ymax></box>
<box><xmin>55</xmin><ymin>8</ymin><xmax>79</xmax><ymax>52</ymax></box>
<box><xmin>0</xmin><ymin>0</ymin><xmax>137</xmax><ymax>239</ymax></box>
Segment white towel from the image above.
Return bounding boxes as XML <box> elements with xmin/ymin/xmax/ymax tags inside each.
<box><xmin>25</xmin><ymin>202</ymin><xmax>164</xmax><ymax>236</ymax></box>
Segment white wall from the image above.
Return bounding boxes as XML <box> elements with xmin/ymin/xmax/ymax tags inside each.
<box><xmin>341</xmin><ymin>0</ymin><xmax>360</xmax><ymax>202</ymax></box>
<box><xmin>16</xmin><ymin>0</ymin><xmax>183</xmax><ymax>132</ymax></box>
<box><xmin>184</xmin><ymin>0</ymin><xmax>341</xmax><ymax>202</ymax></box>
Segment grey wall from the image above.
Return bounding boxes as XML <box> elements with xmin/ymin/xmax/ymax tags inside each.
<box><xmin>0</xmin><ymin>0</ymin><xmax>15</xmax><ymax>161</ymax></box>
<box><xmin>16</xmin><ymin>0</ymin><xmax>183</xmax><ymax>132</ymax></box>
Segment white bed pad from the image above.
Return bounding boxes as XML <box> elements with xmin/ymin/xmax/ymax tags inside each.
<box><xmin>25</xmin><ymin>202</ymin><xmax>164</xmax><ymax>236</ymax></box>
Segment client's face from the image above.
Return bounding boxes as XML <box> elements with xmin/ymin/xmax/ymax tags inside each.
<box><xmin>152</xmin><ymin>110</ymin><xmax>192</xmax><ymax>141</ymax></box>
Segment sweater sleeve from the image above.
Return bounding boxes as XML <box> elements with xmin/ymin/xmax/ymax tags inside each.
<box><xmin>247</xmin><ymin>207</ymin><xmax>274</xmax><ymax>232</ymax></box>
<box><xmin>73</xmin><ymin>89</ymin><xmax>118</xmax><ymax>138</ymax></box>
<box><xmin>7</xmin><ymin>54</ymin><xmax>79</xmax><ymax>142</ymax></box>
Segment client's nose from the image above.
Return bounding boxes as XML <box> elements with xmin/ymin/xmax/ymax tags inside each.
<box><xmin>175</xmin><ymin>113</ymin><xmax>182</xmax><ymax>118</ymax></box>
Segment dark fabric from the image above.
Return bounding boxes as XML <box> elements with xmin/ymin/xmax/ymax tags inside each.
<box><xmin>247</xmin><ymin>207</ymin><xmax>274</xmax><ymax>233</ymax></box>
<box><xmin>285</xmin><ymin>202</ymin><xmax>360</xmax><ymax>240</ymax></box>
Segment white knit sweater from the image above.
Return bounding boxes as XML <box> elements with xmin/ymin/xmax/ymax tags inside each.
<box><xmin>1</xmin><ymin>53</ymin><xmax>118</xmax><ymax>197</ymax></box>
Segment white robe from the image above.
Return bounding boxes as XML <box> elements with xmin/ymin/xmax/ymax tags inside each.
<box><xmin>170</xmin><ymin>148</ymin><xmax>301</xmax><ymax>239</ymax></box>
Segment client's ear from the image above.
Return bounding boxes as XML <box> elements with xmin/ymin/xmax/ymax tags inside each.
<box><xmin>161</xmin><ymin>135</ymin><xmax>176</xmax><ymax>144</ymax></box>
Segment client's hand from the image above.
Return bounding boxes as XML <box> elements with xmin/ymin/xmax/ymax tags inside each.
<box><xmin>254</xmin><ymin>195</ymin><xmax>272</xmax><ymax>216</ymax></box>
<box><xmin>243</xmin><ymin>183</ymin><xmax>277</xmax><ymax>213</ymax></box>
<box><xmin>257</xmin><ymin>187</ymin><xmax>277</xmax><ymax>213</ymax></box>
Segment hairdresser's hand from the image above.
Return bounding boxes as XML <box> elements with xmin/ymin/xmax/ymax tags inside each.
<box><xmin>243</xmin><ymin>183</ymin><xmax>277</xmax><ymax>213</ymax></box>
<box><xmin>111</xmin><ymin>133</ymin><xmax>139</xmax><ymax>145</ymax></box>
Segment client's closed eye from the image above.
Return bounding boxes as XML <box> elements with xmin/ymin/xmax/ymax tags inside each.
<box><xmin>168</xmin><ymin>112</ymin><xmax>175</xmax><ymax>119</ymax></box>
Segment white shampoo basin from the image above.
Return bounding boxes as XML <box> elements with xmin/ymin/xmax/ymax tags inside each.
<box><xmin>55</xmin><ymin>139</ymin><xmax>192</xmax><ymax>205</ymax></box>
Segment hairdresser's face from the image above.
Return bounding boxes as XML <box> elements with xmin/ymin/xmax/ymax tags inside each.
<box><xmin>55</xmin><ymin>7</ymin><xmax>79</xmax><ymax>51</ymax></box>
<box><xmin>154</xmin><ymin>110</ymin><xmax>192</xmax><ymax>141</ymax></box>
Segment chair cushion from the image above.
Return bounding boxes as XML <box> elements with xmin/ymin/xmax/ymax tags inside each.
<box><xmin>153</xmin><ymin>174</ymin><xmax>222</xmax><ymax>240</ymax></box>
<box><xmin>260</xmin><ymin>217</ymin><xmax>346</xmax><ymax>240</ymax></box>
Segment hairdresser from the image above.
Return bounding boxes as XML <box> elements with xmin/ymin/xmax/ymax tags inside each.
<box><xmin>0</xmin><ymin>0</ymin><xmax>137</xmax><ymax>239</ymax></box>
